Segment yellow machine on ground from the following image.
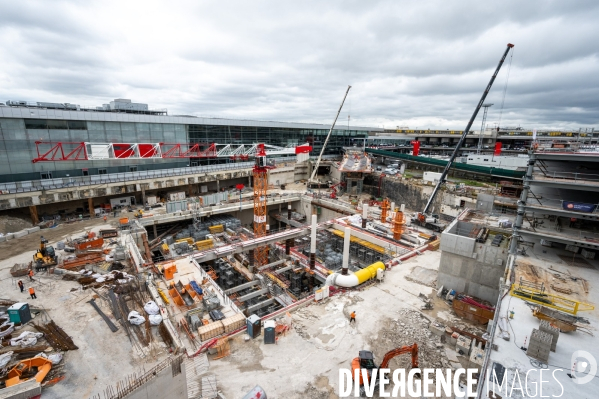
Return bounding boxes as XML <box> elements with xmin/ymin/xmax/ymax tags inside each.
<box><xmin>33</xmin><ymin>236</ymin><xmax>58</xmax><ymax>271</ymax></box>
<box><xmin>134</xmin><ymin>209</ymin><xmax>144</xmax><ymax>218</ymax></box>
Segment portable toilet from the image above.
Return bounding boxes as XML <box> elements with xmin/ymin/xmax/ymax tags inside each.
<box><xmin>8</xmin><ymin>303</ymin><xmax>31</xmax><ymax>324</ymax></box>
<box><xmin>247</xmin><ymin>314</ymin><xmax>261</xmax><ymax>339</ymax></box>
<box><xmin>264</xmin><ymin>320</ymin><xmax>276</xmax><ymax>344</ymax></box>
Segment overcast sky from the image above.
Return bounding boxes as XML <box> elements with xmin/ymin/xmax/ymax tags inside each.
<box><xmin>1</xmin><ymin>1</ymin><xmax>598</xmax><ymax>130</ymax></box>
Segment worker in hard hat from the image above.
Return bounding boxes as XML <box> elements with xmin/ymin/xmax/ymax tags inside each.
<box><xmin>29</xmin><ymin>286</ymin><xmax>37</xmax><ymax>299</ymax></box>
<box><xmin>350</xmin><ymin>311</ymin><xmax>356</xmax><ymax>324</ymax></box>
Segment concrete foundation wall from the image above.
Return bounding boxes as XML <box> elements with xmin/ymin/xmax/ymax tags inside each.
<box><xmin>438</xmin><ymin>251</ymin><xmax>504</xmax><ymax>304</ymax></box>
<box><xmin>381</xmin><ymin>179</ymin><xmax>443</xmax><ymax>213</ymax></box>
<box><xmin>438</xmin><ymin>222</ymin><xmax>508</xmax><ymax>304</ymax></box>
<box><xmin>124</xmin><ymin>362</ymin><xmax>188</xmax><ymax>399</ymax></box>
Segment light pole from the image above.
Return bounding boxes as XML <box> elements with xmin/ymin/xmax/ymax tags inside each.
<box><xmin>477</xmin><ymin>104</ymin><xmax>493</xmax><ymax>154</ymax></box>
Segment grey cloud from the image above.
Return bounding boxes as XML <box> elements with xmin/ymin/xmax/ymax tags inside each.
<box><xmin>0</xmin><ymin>0</ymin><xmax>597</xmax><ymax>130</ymax></box>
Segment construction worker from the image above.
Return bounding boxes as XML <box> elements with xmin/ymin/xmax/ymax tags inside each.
<box><xmin>17</xmin><ymin>280</ymin><xmax>24</xmax><ymax>293</ymax></box>
<box><xmin>29</xmin><ymin>286</ymin><xmax>37</xmax><ymax>299</ymax></box>
<box><xmin>103</xmin><ymin>215</ymin><xmax>107</xmax><ymax>223</ymax></box>
<box><xmin>28</xmin><ymin>269</ymin><xmax>34</xmax><ymax>281</ymax></box>
<box><xmin>350</xmin><ymin>311</ymin><xmax>356</xmax><ymax>324</ymax></box>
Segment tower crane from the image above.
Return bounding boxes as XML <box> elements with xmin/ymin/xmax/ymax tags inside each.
<box><xmin>252</xmin><ymin>143</ymin><xmax>274</xmax><ymax>267</ymax></box>
<box><xmin>308</xmin><ymin>86</ymin><xmax>351</xmax><ymax>187</ymax></box>
<box><xmin>412</xmin><ymin>43</ymin><xmax>515</xmax><ymax>231</ymax></box>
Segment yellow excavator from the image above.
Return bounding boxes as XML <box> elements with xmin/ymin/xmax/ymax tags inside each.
<box><xmin>33</xmin><ymin>236</ymin><xmax>58</xmax><ymax>271</ymax></box>
<box><xmin>351</xmin><ymin>344</ymin><xmax>419</xmax><ymax>396</ymax></box>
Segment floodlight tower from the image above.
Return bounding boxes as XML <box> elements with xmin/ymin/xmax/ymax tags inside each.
<box><xmin>253</xmin><ymin>143</ymin><xmax>272</xmax><ymax>267</ymax></box>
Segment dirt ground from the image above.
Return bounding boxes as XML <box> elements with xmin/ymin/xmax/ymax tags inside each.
<box><xmin>0</xmin><ymin>214</ymin><xmax>33</xmax><ymax>235</ymax></box>
<box><xmin>0</xmin><ymin>218</ymin><xmax>168</xmax><ymax>399</ymax></box>
<box><xmin>0</xmin><ymin>216</ymin><xmax>119</xmax><ymax>263</ymax></box>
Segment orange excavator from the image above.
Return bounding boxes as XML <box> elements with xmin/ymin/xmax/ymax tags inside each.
<box><xmin>351</xmin><ymin>344</ymin><xmax>419</xmax><ymax>396</ymax></box>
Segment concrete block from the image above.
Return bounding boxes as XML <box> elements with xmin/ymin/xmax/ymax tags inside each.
<box><xmin>456</xmin><ymin>336</ymin><xmax>472</xmax><ymax>355</ymax></box>
<box><xmin>539</xmin><ymin>320</ymin><xmax>559</xmax><ymax>352</ymax></box>
<box><xmin>5</xmin><ymin>233</ymin><xmax>14</xmax><ymax>241</ymax></box>
<box><xmin>449</xmin><ymin>332</ymin><xmax>460</xmax><ymax>346</ymax></box>
<box><xmin>429</xmin><ymin>323</ymin><xmax>445</xmax><ymax>337</ymax></box>
<box><xmin>13</xmin><ymin>230</ymin><xmax>28</xmax><ymax>238</ymax></box>
<box><xmin>0</xmin><ymin>235</ymin><xmax>5</xmax><ymax>242</ymax></box>
<box><xmin>27</xmin><ymin>226</ymin><xmax>41</xmax><ymax>233</ymax></box>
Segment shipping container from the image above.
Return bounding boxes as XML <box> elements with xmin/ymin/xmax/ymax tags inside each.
<box><xmin>167</xmin><ymin>191</ymin><xmax>186</xmax><ymax>201</ymax></box>
<box><xmin>110</xmin><ymin>196</ymin><xmax>136</xmax><ymax>209</ymax></box>
<box><xmin>146</xmin><ymin>195</ymin><xmax>158</xmax><ymax>206</ymax></box>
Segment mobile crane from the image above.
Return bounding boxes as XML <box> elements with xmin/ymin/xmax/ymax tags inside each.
<box><xmin>351</xmin><ymin>344</ymin><xmax>419</xmax><ymax>396</ymax></box>
<box><xmin>412</xmin><ymin>43</ymin><xmax>515</xmax><ymax>231</ymax></box>
<box><xmin>308</xmin><ymin>86</ymin><xmax>351</xmax><ymax>188</ymax></box>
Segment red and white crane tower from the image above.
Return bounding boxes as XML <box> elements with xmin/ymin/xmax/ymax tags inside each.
<box><xmin>252</xmin><ymin>144</ymin><xmax>273</xmax><ymax>267</ymax></box>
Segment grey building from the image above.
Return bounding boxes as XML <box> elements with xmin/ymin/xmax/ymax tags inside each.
<box><xmin>0</xmin><ymin>99</ymin><xmax>378</xmax><ymax>184</ymax></box>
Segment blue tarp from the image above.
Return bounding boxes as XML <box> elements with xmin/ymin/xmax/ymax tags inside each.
<box><xmin>562</xmin><ymin>201</ymin><xmax>597</xmax><ymax>213</ymax></box>
<box><xmin>190</xmin><ymin>280</ymin><xmax>203</xmax><ymax>296</ymax></box>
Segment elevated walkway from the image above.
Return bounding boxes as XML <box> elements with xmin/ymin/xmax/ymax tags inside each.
<box><xmin>366</xmin><ymin>149</ymin><xmax>525</xmax><ymax>179</ymax></box>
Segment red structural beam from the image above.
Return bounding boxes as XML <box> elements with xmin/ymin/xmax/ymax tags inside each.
<box><xmin>160</xmin><ymin>143</ymin><xmax>218</xmax><ymax>158</ymax></box>
<box><xmin>32</xmin><ymin>141</ymin><xmax>87</xmax><ymax>163</ymax></box>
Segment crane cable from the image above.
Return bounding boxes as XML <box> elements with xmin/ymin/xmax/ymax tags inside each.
<box><xmin>497</xmin><ymin>47</ymin><xmax>515</xmax><ymax>129</ymax></box>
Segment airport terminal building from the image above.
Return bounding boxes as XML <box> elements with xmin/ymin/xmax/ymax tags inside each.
<box><xmin>0</xmin><ymin>99</ymin><xmax>375</xmax><ymax>184</ymax></box>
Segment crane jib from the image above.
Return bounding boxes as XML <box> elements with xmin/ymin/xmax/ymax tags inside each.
<box><xmin>422</xmin><ymin>43</ymin><xmax>514</xmax><ymax>216</ymax></box>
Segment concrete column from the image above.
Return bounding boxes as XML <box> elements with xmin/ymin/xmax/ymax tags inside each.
<box><xmin>141</xmin><ymin>186</ymin><xmax>146</xmax><ymax>205</ymax></box>
<box><xmin>287</xmin><ymin>204</ymin><xmax>292</xmax><ymax>230</ymax></box>
<box><xmin>285</xmin><ymin>239</ymin><xmax>291</xmax><ymax>255</ymax></box>
<box><xmin>216</xmin><ymin>180</ymin><xmax>220</xmax><ymax>192</ymax></box>
<box><xmin>362</xmin><ymin>203</ymin><xmax>369</xmax><ymax>228</ymax></box>
<box><xmin>29</xmin><ymin>205</ymin><xmax>39</xmax><ymax>225</ymax></box>
<box><xmin>248</xmin><ymin>249</ymin><xmax>255</xmax><ymax>272</ymax></box>
<box><xmin>153</xmin><ymin>224</ymin><xmax>158</xmax><ymax>238</ymax></box>
<box><xmin>310</xmin><ymin>214</ymin><xmax>317</xmax><ymax>270</ymax></box>
<box><xmin>342</xmin><ymin>226</ymin><xmax>351</xmax><ymax>275</ymax></box>
<box><xmin>509</xmin><ymin>156</ymin><xmax>536</xmax><ymax>255</ymax></box>
<box><xmin>88</xmin><ymin>198</ymin><xmax>94</xmax><ymax>218</ymax></box>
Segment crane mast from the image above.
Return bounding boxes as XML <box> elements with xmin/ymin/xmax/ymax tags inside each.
<box><xmin>421</xmin><ymin>43</ymin><xmax>514</xmax><ymax>216</ymax></box>
<box><xmin>309</xmin><ymin>85</ymin><xmax>351</xmax><ymax>186</ymax></box>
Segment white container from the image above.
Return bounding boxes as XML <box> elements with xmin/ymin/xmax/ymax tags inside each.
<box><xmin>146</xmin><ymin>195</ymin><xmax>157</xmax><ymax>206</ymax></box>
<box><xmin>167</xmin><ymin>191</ymin><xmax>186</xmax><ymax>201</ymax></box>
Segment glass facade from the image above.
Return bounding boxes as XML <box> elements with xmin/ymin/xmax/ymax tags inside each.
<box><xmin>0</xmin><ymin>116</ymin><xmax>370</xmax><ymax>183</ymax></box>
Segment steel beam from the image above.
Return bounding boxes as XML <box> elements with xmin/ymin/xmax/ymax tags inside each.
<box><xmin>237</xmin><ymin>288</ymin><xmax>269</xmax><ymax>302</ymax></box>
<box><xmin>224</xmin><ymin>280</ymin><xmax>260</xmax><ymax>295</ymax></box>
<box><xmin>246</xmin><ymin>298</ymin><xmax>276</xmax><ymax>314</ymax></box>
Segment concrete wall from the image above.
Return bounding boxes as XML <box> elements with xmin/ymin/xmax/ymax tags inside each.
<box><xmin>438</xmin><ymin>220</ymin><xmax>508</xmax><ymax>304</ymax></box>
<box><xmin>381</xmin><ymin>179</ymin><xmax>443</xmax><ymax>214</ymax></box>
<box><xmin>476</xmin><ymin>193</ymin><xmax>495</xmax><ymax>212</ymax></box>
<box><xmin>124</xmin><ymin>361</ymin><xmax>188</xmax><ymax>399</ymax></box>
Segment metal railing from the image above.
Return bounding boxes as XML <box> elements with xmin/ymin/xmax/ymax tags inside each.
<box><xmin>532</xmin><ymin>171</ymin><xmax>599</xmax><ymax>184</ymax></box>
<box><xmin>0</xmin><ymin>162</ymin><xmax>254</xmax><ymax>194</ymax></box>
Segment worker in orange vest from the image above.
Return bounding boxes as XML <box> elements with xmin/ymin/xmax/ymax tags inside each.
<box><xmin>350</xmin><ymin>311</ymin><xmax>356</xmax><ymax>324</ymax></box>
<box><xmin>103</xmin><ymin>215</ymin><xmax>107</xmax><ymax>222</ymax></box>
<box><xmin>28</xmin><ymin>269</ymin><xmax>34</xmax><ymax>281</ymax></box>
<box><xmin>29</xmin><ymin>287</ymin><xmax>37</xmax><ymax>299</ymax></box>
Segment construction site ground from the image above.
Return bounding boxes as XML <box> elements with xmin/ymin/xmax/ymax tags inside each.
<box><xmin>0</xmin><ymin>216</ymin><xmax>169</xmax><ymax>399</ymax></box>
<box><xmin>489</xmin><ymin>239</ymin><xmax>599</xmax><ymax>398</ymax></box>
<box><xmin>206</xmin><ymin>249</ymin><xmax>485</xmax><ymax>399</ymax></box>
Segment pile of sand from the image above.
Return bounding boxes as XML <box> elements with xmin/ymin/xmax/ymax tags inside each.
<box><xmin>0</xmin><ymin>214</ymin><xmax>33</xmax><ymax>235</ymax></box>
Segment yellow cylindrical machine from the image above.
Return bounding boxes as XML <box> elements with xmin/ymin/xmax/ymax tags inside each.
<box><xmin>354</xmin><ymin>261</ymin><xmax>386</xmax><ymax>284</ymax></box>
